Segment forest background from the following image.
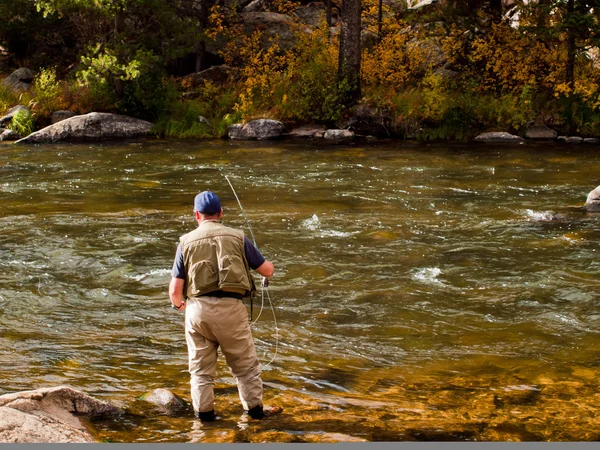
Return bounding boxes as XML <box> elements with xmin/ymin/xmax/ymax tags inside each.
<box><xmin>2</xmin><ymin>0</ymin><xmax>600</xmax><ymax>140</ymax></box>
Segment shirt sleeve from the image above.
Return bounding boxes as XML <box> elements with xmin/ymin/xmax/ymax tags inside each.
<box><xmin>244</xmin><ymin>236</ymin><xmax>266</xmax><ymax>270</ymax></box>
<box><xmin>171</xmin><ymin>243</ymin><xmax>186</xmax><ymax>279</ymax></box>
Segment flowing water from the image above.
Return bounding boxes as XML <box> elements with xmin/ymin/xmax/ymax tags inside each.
<box><xmin>1</xmin><ymin>139</ymin><xmax>599</xmax><ymax>442</ymax></box>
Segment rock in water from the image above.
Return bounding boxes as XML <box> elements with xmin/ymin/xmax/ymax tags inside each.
<box><xmin>0</xmin><ymin>386</ymin><xmax>120</xmax><ymax>443</ymax></box>
<box><xmin>228</xmin><ymin>119</ymin><xmax>286</xmax><ymax>140</ymax></box>
<box><xmin>324</xmin><ymin>129</ymin><xmax>354</xmax><ymax>141</ymax></box>
<box><xmin>15</xmin><ymin>112</ymin><xmax>153</xmax><ymax>144</ymax></box>
<box><xmin>474</xmin><ymin>132</ymin><xmax>524</xmax><ymax>143</ymax></box>
<box><xmin>139</xmin><ymin>388</ymin><xmax>186</xmax><ymax>415</ymax></box>
<box><xmin>586</xmin><ymin>185</ymin><xmax>600</xmax><ymax>212</ymax></box>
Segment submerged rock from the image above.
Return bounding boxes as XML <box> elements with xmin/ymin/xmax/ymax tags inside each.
<box><xmin>139</xmin><ymin>388</ymin><xmax>186</xmax><ymax>415</ymax></box>
<box><xmin>474</xmin><ymin>132</ymin><xmax>524</xmax><ymax>143</ymax></box>
<box><xmin>0</xmin><ymin>386</ymin><xmax>120</xmax><ymax>443</ymax></box>
<box><xmin>15</xmin><ymin>112</ymin><xmax>153</xmax><ymax>144</ymax></box>
<box><xmin>228</xmin><ymin>119</ymin><xmax>286</xmax><ymax>140</ymax></box>
<box><xmin>585</xmin><ymin>185</ymin><xmax>600</xmax><ymax>212</ymax></box>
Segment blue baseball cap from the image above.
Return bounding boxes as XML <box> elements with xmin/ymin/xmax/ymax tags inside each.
<box><xmin>194</xmin><ymin>191</ymin><xmax>221</xmax><ymax>214</ymax></box>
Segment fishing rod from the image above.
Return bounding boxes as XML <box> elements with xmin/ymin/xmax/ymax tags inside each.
<box><xmin>224</xmin><ymin>175</ymin><xmax>279</xmax><ymax>369</ymax></box>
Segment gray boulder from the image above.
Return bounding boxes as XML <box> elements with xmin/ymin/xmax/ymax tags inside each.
<box><xmin>16</xmin><ymin>112</ymin><xmax>153</xmax><ymax>144</ymax></box>
<box><xmin>586</xmin><ymin>185</ymin><xmax>600</xmax><ymax>212</ymax></box>
<box><xmin>139</xmin><ymin>388</ymin><xmax>186</xmax><ymax>415</ymax></box>
<box><xmin>243</xmin><ymin>0</ymin><xmax>267</xmax><ymax>11</ymax></box>
<box><xmin>240</xmin><ymin>12</ymin><xmax>296</xmax><ymax>50</ymax></box>
<box><xmin>0</xmin><ymin>105</ymin><xmax>29</xmax><ymax>127</ymax></box>
<box><xmin>51</xmin><ymin>110</ymin><xmax>77</xmax><ymax>124</ymax></box>
<box><xmin>525</xmin><ymin>125</ymin><xmax>557</xmax><ymax>140</ymax></box>
<box><xmin>474</xmin><ymin>132</ymin><xmax>524</xmax><ymax>143</ymax></box>
<box><xmin>293</xmin><ymin>2</ymin><xmax>327</xmax><ymax>27</ymax></box>
<box><xmin>583</xmin><ymin>138</ymin><xmax>600</xmax><ymax>144</ymax></box>
<box><xmin>289</xmin><ymin>124</ymin><xmax>326</xmax><ymax>138</ymax></box>
<box><xmin>1</xmin><ymin>68</ymin><xmax>34</xmax><ymax>92</ymax></box>
<box><xmin>557</xmin><ymin>136</ymin><xmax>583</xmax><ymax>143</ymax></box>
<box><xmin>324</xmin><ymin>129</ymin><xmax>354</xmax><ymax>141</ymax></box>
<box><xmin>0</xmin><ymin>129</ymin><xmax>21</xmax><ymax>141</ymax></box>
<box><xmin>0</xmin><ymin>386</ymin><xmax>120</xmax><ymax>443</ymax></box>
<box><xmin>228</xmin><ymin>119</ymin><xmax>286</xmax><ymax>140</ymax></box>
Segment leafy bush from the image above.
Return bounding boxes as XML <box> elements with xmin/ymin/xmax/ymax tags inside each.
<box><xmin>32</xmin><ymin>67</ymin><xmax>63</xmax><ymax>117</ymax></box>
<box><xmin>8</xmin><ymin>109</ymin><xmax>35</xmax><ymax>136</ymax></box>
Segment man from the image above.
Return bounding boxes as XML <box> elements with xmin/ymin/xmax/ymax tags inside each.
<box><xmin>169</xmin><ymin>190</ymin><xmax>280</xmax><ymax>421</ymax></box>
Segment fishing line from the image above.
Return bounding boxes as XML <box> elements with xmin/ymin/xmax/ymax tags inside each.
<box><xmin>224</xmin><ymin>175</ymin><xmax>279</xmax><ymax>369</ymax></box>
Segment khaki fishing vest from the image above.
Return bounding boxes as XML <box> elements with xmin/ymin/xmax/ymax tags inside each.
<box><xmin>179</xmin><ymin>220</ymin><xmax>255</xmax><ymax>298</ymax></box>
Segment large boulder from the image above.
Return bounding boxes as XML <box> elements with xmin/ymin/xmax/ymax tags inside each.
<box><xmin>293</xmin><ymin>2</ymin><xmax>327</xmax><ymax>27</ymax></box>
<box><xmin>1</xmin><ymin>68</ymin><xmax>34</xmax><ymax>92</ymax></box>
<box><xmin>0</xmin><ymin>386</ymin><xmax>120</xmax><ymax>443</ymax></box>
<box><xmin>239</xmin><ymin>12</ymin><xmax>297</xmax><ymax>50</ymax></box>
<box><xmin>0</xmin><ymin>105</ymin><xmax>29</xmax><ymax>127</ymax></box>
<box><xmin>15</xmin><ymin>112</ymin><xmax>153</xmax><ymax>144</ymax></box>
<box><xmin>228</xmin><ymin>119</ymin><xmax>286</xmax><ymax>140</ymax></box>
<box><xmin>585</xmin><ymin>185</ymin><xmax>600</xmax><ymax>212</ymax></box>
<box><xmin>474</xmin><ymin>132</ymin><xmax>524</xmax><ymax>143</ymax></box>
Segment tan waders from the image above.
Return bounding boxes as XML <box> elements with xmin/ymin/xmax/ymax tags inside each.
<box><xmin>185</xmin><ymin>295</ymin><xmax>263</xmax><ymax>417</ymax></box>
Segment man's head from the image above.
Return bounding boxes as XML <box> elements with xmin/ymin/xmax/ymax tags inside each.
<box><xmin>194</xmin><ymin>191</ymin><xmax>223</xmax><ymax>222</ymax></box>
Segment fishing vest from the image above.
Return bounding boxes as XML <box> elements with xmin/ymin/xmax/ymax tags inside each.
<box><xmin>179</xmin><ymin>220</ymin><xmax>255</xmax><ymax>298</ymax></box>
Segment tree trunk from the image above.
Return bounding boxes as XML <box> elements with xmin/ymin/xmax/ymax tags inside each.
<box><xmin>338</xmin><ymin>0</ymin><xmax>362</xmax><ymax>105</ymax></box>
<box><xmin>195</xmin><ymin>0</ymin><xmax>210</xmax><ymax>73</ymax></box>
<box><xmin>114</xmin><ymin>7</ymin><xmax>126</xmax><ymax>98</ymax></box>
<box><xmin>378</xmin><ymin>0</ymin><xmax>383</xmax><ymax>41</ymax></box>
<box><xmin>566</xmin><ymin>0</ymin><xmax>575</xmax><ymax>90</ymax></box>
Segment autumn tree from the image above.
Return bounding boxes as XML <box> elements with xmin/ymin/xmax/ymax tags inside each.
<box><xmin>338</xmin><ymin>0</ymin><xmax>362</xmax><ymax>106</ymax></box>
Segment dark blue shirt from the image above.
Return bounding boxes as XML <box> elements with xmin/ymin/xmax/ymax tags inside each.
<box><xmin>171</xmin><ymin>236</ymin><xmax>266</xmax><ymax>279</ymax></box>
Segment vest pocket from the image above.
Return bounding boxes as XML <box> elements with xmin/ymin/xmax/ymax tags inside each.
<box><xmin>188</xmin><ymin>260</ymin><xmax>217</xmax><ymax>293</ymax></box>
<box><xmin>218</xmin><ymin>255</ymin><xmax>249</xmax><ymax>288</ymax></box>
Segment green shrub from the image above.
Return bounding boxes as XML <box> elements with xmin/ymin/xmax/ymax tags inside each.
<box><xmin>8</xmin><ymin>109</ymin><xmax>35</xmax><ymax>136</ymax></box>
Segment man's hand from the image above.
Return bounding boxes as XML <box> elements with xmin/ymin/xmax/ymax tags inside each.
<box><xmin>171</xmin><ymin>301</ymin><xmax>186</xmax><ymax>311</ymax></box>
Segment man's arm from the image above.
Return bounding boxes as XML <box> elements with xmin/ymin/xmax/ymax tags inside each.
<box><xmin>256</xmin><ymin>261</ymin><xmax>274</xmax><ymax>278</ymax></box>
<box><xmin>169</xmin><ymin>277</ymin><xmax>186</xmax><ymax>310</ymax></box>
<box><xmin>244</xmin><ymin>237</ymin><xmax>274</xmax><ymax>278</ymax></box>
<box><xmin>170</xmin><ymin>244</ymin><xmax>186</xmax><ymax>310</ymax></box>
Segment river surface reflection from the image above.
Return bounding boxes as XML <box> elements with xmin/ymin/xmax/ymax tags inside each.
<box><xmin>1</xmin><ymin>139</ymin><xmax>599</xmax><ymax>442</ymax></box>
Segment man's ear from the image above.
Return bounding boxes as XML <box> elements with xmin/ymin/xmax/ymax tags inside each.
<box><xmin>195</xmin><ymin>210</ymin><xmax>202</xmax><ymax>221</ymax></box>
<box><xmin>218</xmin><ymin>208</ymin><xmax>224</xmax><ymax>219</ymax></box>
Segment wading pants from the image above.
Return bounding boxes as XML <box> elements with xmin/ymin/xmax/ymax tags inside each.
<box><xmin>185</xmin><ymin>296</ymin><xmax>263</xmax><ymax>414</ymax></box>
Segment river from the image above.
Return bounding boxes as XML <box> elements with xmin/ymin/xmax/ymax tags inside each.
<box><xmin>1</xmin><ymin>139</ymin><xmax>599</xmax><ymax>442</ymax></box>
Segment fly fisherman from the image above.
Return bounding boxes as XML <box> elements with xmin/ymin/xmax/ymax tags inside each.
<box><xmin>169</xmin><ymin>190</ymin><xmax>282</xmax><ymax>422</ymax></box>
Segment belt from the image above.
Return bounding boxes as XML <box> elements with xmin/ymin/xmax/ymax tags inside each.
<box><xmin>201</xmin><ymin>290</ymin><xmax>244</xmax><ymax>300</ymax></box>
